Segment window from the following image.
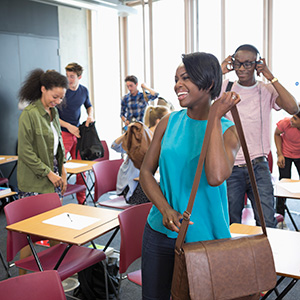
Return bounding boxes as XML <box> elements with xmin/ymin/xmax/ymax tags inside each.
<box><xmin>152</xmin><ymin>0</ymin><xmax>185</xmax><ymax>110</ymax></box>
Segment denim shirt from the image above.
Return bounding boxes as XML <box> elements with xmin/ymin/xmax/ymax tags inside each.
<box><xmin>17</xmin><ymin>99</ymin><xmax>65</xmax><ymax>193</ymax></box>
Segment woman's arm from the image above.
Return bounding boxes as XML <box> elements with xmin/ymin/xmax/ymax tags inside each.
<box><xmin>140</xmin><ymin>115</ymin><xmax>185</xmax><ymax>233</ymax></box>
<box><xmin>205</xmin><ymin>92</ymin><xmax>241</xmax><ymax>186</ymax></box>
<box><xmin>274</xmin><ymin>127</ymin><xmax>285</xmax><ymax>169</ymax></box>
<box><xmin>18</xmin><ymin>112</ymin><xmax>52</xmax><ymax>178</ymax></box>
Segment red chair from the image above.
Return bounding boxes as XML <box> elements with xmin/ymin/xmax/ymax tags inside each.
<box><xmin>93</xmin><ymin>159</ymin><xmax>131</xmax><ymax>209</ymax></box>
<box><xmin>117</xmin><ymin>202</ymin><xmax>152</xmax><ymax>295</ymax></box>
<box><xmin>4</xmin><ymin>193</ymin><xmax>106</xmax><ymax>281</ymax></box>
<box><xmin>0</xmin><ymin>178</ymin><xmax>8</xmax><ymax>186</ymax></box>
<box><xmin>94</xmin><ymin>140</ymin><xmax>110</xmax><ymax>162</ymax></box>
<box><xmin>64</xmin><ymin>183</ymin><xmax>86</xmax><ymax>204</ymax></box>
<box><xmin>0</xmin><ymin>270</ymin><xmax>66</xmax><ymax>300</ymax></box>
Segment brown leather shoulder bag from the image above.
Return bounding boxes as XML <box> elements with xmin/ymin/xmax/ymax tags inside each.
<box><xmin>171</xmin><ymin>103</ymin><xmax>277</xmax><ymax>300</ymax></box>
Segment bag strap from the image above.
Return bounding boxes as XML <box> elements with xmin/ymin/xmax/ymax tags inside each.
<box><xmin>175</xmin><ymin>99</ymin><xmax>268</xmax><ymax>253</ymax></box>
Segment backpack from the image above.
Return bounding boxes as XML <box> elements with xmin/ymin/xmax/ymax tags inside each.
<box><xmin>76</xmin><ymin>121</ymin><xmax>104</xmax><ymax>160</ymax></box>
<box><xmin>122</xmin><ymin>121</ymin><xmax>153</xmax><ymax>169</ymax></box>
<box><xmin>74</xmin><ymin>258</ymin><xmax>119</xmax><ymax>300</ymax></box>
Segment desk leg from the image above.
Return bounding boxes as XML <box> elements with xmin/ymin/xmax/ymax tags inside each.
<box><xmin>27</xmin><ymin>235</ymin><xmax>44</xmax><ymax>271</ymax></box>
<box><xmin>80</xmin><ymin>172</ymin><xmax>94</xmax><ymax>202</ymax></box>
<box><xmin>54</xmin><ymin>244</ymin><xmax>73</xmax><ymax>270</ymax></box>
<box><xmin>103</xmin><ymin>227</ymin><xmax>120</xmax><ymax>252</ymax></box>
<box><xmin>0</xmin><ymin>249</ymin><xmax>11</xmax><ymax>277</ymax></box>
<box><xmin>7</xmin><ymin>162</ymin><xmax>17</xmax><ymax>180</ymax></box>
<box><xmin>285</xmin><ymin>204</ymin><xmax>299</xmax><ymax>231</ymax></box>
<box><xmin>261</xmin><ymin>276</ymin><xmax>298</xmax><ymax>300</ymax></box>
<box><xmin>275</xmin><ymin>278</ymin><xmax>298</xmax><ymax>300</ymax></box>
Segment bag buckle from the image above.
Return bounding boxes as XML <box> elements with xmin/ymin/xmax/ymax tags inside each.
<box><xmin>183</xmin><ymin>211</ymin><xmax>191</xmax><ymax>221</ymax></box>
<box><xmin>175</xmin><ymin>247</ymin><xmax>183</xmax><ymax>256</ymax></box>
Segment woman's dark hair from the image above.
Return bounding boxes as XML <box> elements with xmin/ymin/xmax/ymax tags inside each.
<box><xmin>182</xmin><ymin>52</ymin><xmax>222</xmax><ymax>99</ymax></box>
<box><xmin>18</xmin><ymin>68</ymin><xmax>68</xmax><ymax>104</ymax></box>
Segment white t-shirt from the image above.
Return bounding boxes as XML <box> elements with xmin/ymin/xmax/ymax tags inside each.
<box><xmin>50</xmin><ymin>122</ymin><xmax>59</xmax><ymax>156</ymax></box>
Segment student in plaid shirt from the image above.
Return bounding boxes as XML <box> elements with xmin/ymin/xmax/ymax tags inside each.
<box><xmin>120</xmin><ymin>75</ymin><xmax>159</xmax><ymax>127</ymax></box>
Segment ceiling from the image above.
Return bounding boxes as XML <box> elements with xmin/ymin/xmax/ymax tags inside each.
<box><xmin>30</xmin><ymin>0</ymin><xmax>141</xmax><ymax>14</ymax></box>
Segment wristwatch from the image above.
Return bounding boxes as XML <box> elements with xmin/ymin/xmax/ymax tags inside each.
<box><xmin>270</xmin><ymin>77</ymin><xmax>278</xmax><ymax>84</ymax></box>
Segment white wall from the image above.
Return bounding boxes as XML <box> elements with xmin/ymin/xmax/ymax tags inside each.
<box><xmin>90</xmin><ymin>7</ymin><xmax>123</xmax><ymax>160</ymax></box>
<box><xmin>58</xmin><ymin>6</ymin><xmax>90</xmax><ymax>123</ymax></box>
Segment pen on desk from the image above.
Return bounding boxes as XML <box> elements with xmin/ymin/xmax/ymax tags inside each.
<box><xmin>67</xmin><ymin>213</ymin><xmax>73</xmax><ymax>222</ymax></box>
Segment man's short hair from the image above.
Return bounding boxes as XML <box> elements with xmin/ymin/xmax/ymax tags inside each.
<box><xmin>65</xmin><ymin>63</ymin><xmax>83</xmax><ymax>77</ymax></box>
<box><xmin>296</xmin><ymin>104</ymin><xmax>300</xmax><ymax>118</ymax></box>
<box><xmin>233</xmin><ymin>44</ymin><xmax>261</xmax><ymax>61</ymax></box>
<box><xmin>125</xmin><ymin>75</ymin><xmax>138</xmax><ymax>85</ymax></box>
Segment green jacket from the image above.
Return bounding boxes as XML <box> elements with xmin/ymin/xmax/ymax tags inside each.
<box><xmin>17</xmin><ymin>99</ymin><xmax>66</xmax><ymax>193</ymax></box>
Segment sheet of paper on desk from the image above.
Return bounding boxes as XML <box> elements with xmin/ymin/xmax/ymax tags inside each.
<box><xmin>43</xmin><ymin>213</ymin><xmax>100</xmax><ymax>230</ymax></box>
<box><xmin>276</xmin><ymin>181</ymin><xmax>300</xmax><ymax>193</ymax></box>
<box><xmin>231</xmin><ymin>233</ymin><xmax>248</xmax><ymax>238</ymax></box>
<box><xmin>0</xmin><ymin>157</ymin><xmax>5</xmax><ymax>160</ymax></box>
<box><xmin>64</xmin><ymin>162</ymin><xmax>88</xmax><ymax>169</ymax></box>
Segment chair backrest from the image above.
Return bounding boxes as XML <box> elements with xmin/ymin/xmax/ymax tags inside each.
<box><xmin>93</xmin><ymin>159</ymin><xmax>124</xmax><ymax>203</ymax></box>
<box><xmin>118</xmin><ymin>202</ymin><xmax>152</xmax><ymax>274</ymax></box>
<box><xmin>0</xmin><ymin>270</ymin><xmax>66</xmax><ymax>300</ymax></box>
<box><xmin>267</xmin><ymin>150</ymin><xmax>273</xmax><ymax>173</ymax></box>
<box><xmin>4</xmin><ymin>193</ymin><xmax>62</xmax><ymax>262</ymax></box>
<box><xmin>94</xmin><ymin>140</ymin><xmax>110</xmax><ymax>162</ymax></box>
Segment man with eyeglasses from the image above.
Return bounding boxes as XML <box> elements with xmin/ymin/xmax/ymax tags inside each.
<box><xmin>220</xmin><ymin>44</ymin><xmax>298</xmax><ymax>228</ymax></box>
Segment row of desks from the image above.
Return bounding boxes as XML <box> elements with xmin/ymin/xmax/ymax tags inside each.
<box><xmin>5</xmin><ymin>204</ymin><xmax>300</xmax><ymax>299</ymax></box>
<box><xmin>0</xmin><ymin>156</ymin><xmax>98</xmax><ymax>202</ymax></box>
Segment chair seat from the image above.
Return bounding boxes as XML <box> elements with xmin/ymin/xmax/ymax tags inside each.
<box><xmin>15</xmin><ymin>243</ymin><xmax>105</xmax><ymax>281</ymax></box>
<box><xmin>0</xmin><ymin>178</ymin><xmax>9</xmax><ymax>185</ymax></box>
<box><xmin>64</xmin><ymin>184</ymin><xmax>86</xmax><ymax>204</ymax></box>
<box><xmin>98</xmin><ymin>196</ymin><xmax>132</xmax><ymax>210</ymax></box>
<box><xmin>127</xmin><ymin>270</ymin><xmax>142</xmax><ymax>286</ymax></box>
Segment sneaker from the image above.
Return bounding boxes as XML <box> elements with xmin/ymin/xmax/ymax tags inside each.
<box><xmin>276</xmin><ymin>220</ymin><xmax>288</xmax><ymax>230</ymax></box>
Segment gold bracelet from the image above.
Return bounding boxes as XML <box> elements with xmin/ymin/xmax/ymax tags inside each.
<box><xmin>271</xmin><ymin>77</ymin><xmax>278</xmax><ymax>84</ymax></box>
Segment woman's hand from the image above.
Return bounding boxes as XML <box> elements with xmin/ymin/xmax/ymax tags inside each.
<box><xmin>221</xmin><ymin>55</ymin><xmax>234</xmax><ymax>74</ymax></box>
<box><xmin>60</xmin><ymin>167</ymin><xmax>68</xmax><ymax>195</ymax></box>
<box><xmin>214</xmin><ymin>91</ymin><xmax>241</xmax><ymax>118</ymax></box>
<box><xmin>47</xmin><ymin>171</ymin><xmax>64</xmax><ymax>190</ymax></box>
<box><xmin>162</xmin><ymin>207</ymin><xmax>193</xmax><ymax>233</ymax></box>
<box><xmin>277</xmin><ymin>155</ymin><xmax>285</xmax><ymax>169</ymax></box>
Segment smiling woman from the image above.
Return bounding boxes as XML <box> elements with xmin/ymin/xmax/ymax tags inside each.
<box><xmin>17</xmin><ymin>68</ymin><xmax>69</xmax><ymax>275</ymax></box>
<box><xmin>18</xmin><ymin>69</ymin><xmax>69</xmax><ymax>199</ymax></box>
<box><xmin>139</xmin><ymin>52</ymin><xmax>241</xmax><ymax>300</ymax></box>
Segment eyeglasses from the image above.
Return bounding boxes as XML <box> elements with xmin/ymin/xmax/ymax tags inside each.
<box><xmin>233</xmin><ymin>60</ymin><xmax>256</xmax><ymax>70</ymax></box>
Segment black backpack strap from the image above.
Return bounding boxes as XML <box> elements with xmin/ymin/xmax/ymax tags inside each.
<box><xmin>226</xmin><ymin>81</ymin><xmax>234</xmax><ymax>92</ymax></box>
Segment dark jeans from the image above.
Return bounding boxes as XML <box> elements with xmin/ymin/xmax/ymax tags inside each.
<box><xmin>227</xmin><ymin>159</ymin><xmax>277</xmax><ymax>228</ymax></box>
<box><xmin>276</xmin><ymin>157</ymin><xmax>300</xmax><ymax>216</ymax></box>
<box><xmin>142</xmin><ymin>222</ymin><xmax>176</xmax><ymax>300</ymax></box>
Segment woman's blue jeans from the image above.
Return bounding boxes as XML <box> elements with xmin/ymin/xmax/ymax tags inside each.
<box><xmin>142</xmin><ymin>222</ymin><xmax>176</xmax><ymax>300</ymax></box>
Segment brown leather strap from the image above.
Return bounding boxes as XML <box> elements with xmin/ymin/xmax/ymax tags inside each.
<box><xmin>175</xmin><ymin>102</ymin><xmax>267</xmax><ymax>252</ymax></box>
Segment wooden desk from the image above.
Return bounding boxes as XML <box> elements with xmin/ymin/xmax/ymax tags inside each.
<box><xmin>65</xmin><ymin>160</ymin><xmax>98</xmax><ymax>175</ymax></box>
<box><xmin>0</xmin><ymin>155</ymin><xmax>18</xmax><ymax>180</ymax></box>
<box><xmin>6</xmin><ymin>203</ymin><xmax>120</xmax><ymax>246</ymax></box>
<box><xmin>230</xmin><ymin>223</ymin><xmax>300</xmax><ymax>299</ymax></box>
<box><xmin>65</xmin><ymin>160</ymin><xmax>99</xmax><ymax>202</ymax></box>
<box><xmin>0</xmin><ymin>191</ymin><xmax>17</xmax><ymax>200</ymax></box>
<box><xmin>274</xmin><ymin>179</ymin><xmax>300</xmax><ymax>231</ymax></box>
